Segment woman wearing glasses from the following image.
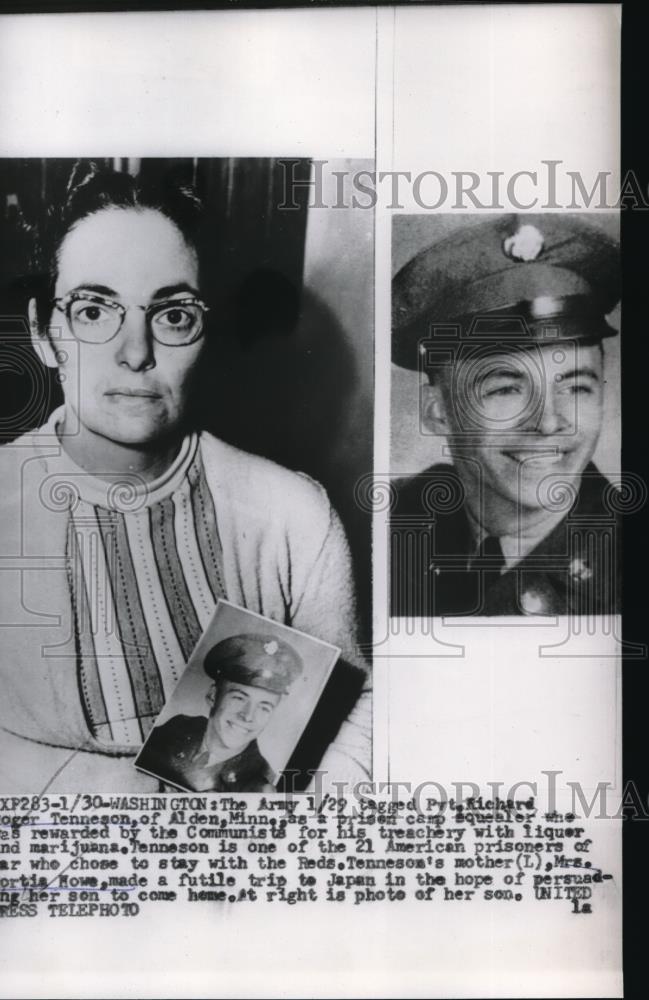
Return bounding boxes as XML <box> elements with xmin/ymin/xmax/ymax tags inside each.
<box><xmin>0</xmin><ymin>162</ymin><xmax>370</xmax><ymax>791</ymax></box>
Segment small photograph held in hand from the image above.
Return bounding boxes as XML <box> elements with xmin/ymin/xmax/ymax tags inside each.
<box><xmin>134</xmin><ymin>600</ymin><xmax>339</xmax><ymax>793</ymax></box>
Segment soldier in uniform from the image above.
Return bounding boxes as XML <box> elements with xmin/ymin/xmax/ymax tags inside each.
<box><xmin>390</xmin><ymin>215</ymin><xmax>621</xmax><ymax>617</ymax></box>
<box><xmin>136</xmin><ymin>633</ymin><xmax>303</xmax><ymax>792</ymax></box>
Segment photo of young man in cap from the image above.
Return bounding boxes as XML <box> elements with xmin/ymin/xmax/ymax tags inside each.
<box><xmin>136</xmin><ymin>633</ymin><xmax>303</xmax><ymax>793</ymax></box>
<box><xmin>390</xmin><ymin>214</ymin><xmax>621</xmax><ymax>618</ymax></box>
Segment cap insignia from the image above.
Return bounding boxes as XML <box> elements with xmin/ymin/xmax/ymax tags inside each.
<box><xmin>503</xmin><ymin>224</ymin><xmax>544</xmax><ymax>263</ymax></box>
<box><xmin>264</xmin><ymin>641</ymin><xmax>279</xmax><ymax>655</ymax></box>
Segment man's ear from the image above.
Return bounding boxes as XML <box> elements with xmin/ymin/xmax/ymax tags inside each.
<box><xmin>421</xmin><ymin>380</ymin><xmax>451</xmax><ymax>435</ymax></box>
<box><xmin>28</xmin><ymin>298</ymin><xmax>58</xmax><ymax>370</ymax></box>
<box><xmin>205</xmin><ymin>682</ymin><xmax>218</xmax><ymax>711</ymax></box>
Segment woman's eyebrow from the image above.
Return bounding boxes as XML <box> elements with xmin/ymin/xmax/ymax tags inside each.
<box><xmin>64</xmin><ymin>282</ymin><xmax>201</xmax><ymax>300</ymax></box>
<box><xmin>151</xmin><ymin>282</ymin><xmax>201</xmax><ymax>300</ymax></box>
<box><xmin>67</xmin><ymin>283</ymin><xmax>118</xmax><ymax>297</ymax></box>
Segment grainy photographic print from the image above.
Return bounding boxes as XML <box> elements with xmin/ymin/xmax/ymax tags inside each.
<box><xmin>0</xmin><ymin>4</ymin><xmax>635</xmax><ymax>999</ymax></box>
<box><xmin>390</xmin><ymin>212</ymin><xmax>621</xmax><ymax>618</ymax></box>
<box><xmin>0</xmin><ymin>156</ymin><xmax>372</xmax><ymax>793</ymax></box>
<box><xmin>135</xmin><ymin>600</ymin><xmax>340</xmax><ymax>793</ymax></box>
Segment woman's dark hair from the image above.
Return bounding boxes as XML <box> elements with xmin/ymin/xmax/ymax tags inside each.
<box><xmin>33</xmin><ymin>160</ymin><xmax>208</xmax><ymax>327</ymax></box>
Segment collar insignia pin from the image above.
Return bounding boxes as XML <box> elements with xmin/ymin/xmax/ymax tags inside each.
<box><xmin>569</xmin><ymin>558</ymin><xmax>593</xmax><ymax>582</ymax></box>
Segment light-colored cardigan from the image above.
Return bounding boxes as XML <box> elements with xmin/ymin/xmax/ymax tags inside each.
<box><xmin>0</xmin><ymin>424</ymin><xmax>371</xmax><ymax>791</ymax></box>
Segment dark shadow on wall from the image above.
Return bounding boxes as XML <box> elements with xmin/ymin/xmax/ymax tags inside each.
<box><xmin>193</xmin><ymin>279</ymin><xmax>372</xmax><ymax>642</ymax></box>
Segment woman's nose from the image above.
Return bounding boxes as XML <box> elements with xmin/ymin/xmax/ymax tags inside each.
<box><xmin>114</xmin><ymin>307</ymin><xmax>155</xmax><ymax>371</ymax></box>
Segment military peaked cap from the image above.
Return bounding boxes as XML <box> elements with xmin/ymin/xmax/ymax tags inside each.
<box><xmin>393</xmin><ymin>214</ymin><xmax>620</xmax><ymax>369</ymax></box>
<box><xmin>203</xmin><ymin>633</ymin><xmax>303</xmax><ymax>696</ymax></box>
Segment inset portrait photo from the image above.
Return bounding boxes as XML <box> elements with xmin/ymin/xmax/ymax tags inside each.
<box><xmin>390</xmin><ymin>212</ymin><xmax>621</xmax><ymax>618</ymax></box>
<box><xmin>135</xmin><ymin>600</ymin><xmax>340</xmax><ymax>793</ymax></box>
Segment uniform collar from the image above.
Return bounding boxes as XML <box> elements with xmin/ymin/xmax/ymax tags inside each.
<box><xmin>465</xmin><ymin>499</ymin><xmax>571</xmax><ymax>570</ymax></box>
<box><xmin>192</xmin><ymin>732</ymin><xmax>275</xmax><ymax>787</ymax></box>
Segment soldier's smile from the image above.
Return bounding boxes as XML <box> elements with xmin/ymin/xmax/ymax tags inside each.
<box><xmin>224</xmin><ymin>719</ymin><xmax>253</xmax><ymax>737</ymax></box>
<box><xmin>501</xmin><ymin>446</ymin><xmax>575</xmax><ymax>467</ymax></box>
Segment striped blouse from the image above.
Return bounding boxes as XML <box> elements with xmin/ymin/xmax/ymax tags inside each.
<box><xmin>61</xmin><ymin>434</ymin><xmax>226</xmax><ymax>746</ymax></box>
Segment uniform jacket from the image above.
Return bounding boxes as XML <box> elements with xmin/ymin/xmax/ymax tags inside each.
<box><xmin>136</xmin><ymin>715</ymin><xmax>276</xmax><ymax>793</ymax></box>
<box><xmin>0</xmin><ymin>424</ymin><xmax>371</xmax><ymax>791</ymax></box>
<box><xmin>391</xmin><ymin>462</ymin><xmax>621</xmax><ymax>617</ymax></box>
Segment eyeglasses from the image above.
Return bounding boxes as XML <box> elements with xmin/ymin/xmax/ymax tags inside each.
<box><xmin>52</xmin><ymin>291</ymin><xmax>210</xmax><ymax>347</ymax></box>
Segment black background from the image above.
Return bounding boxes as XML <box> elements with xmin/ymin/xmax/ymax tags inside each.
<box><xmin>621</xmin><ymin>4</ymin><xmax>647</xmax><ymax>998</ymax></box>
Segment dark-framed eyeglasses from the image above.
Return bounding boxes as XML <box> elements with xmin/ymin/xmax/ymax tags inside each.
<box><xmin>51</xmin><ymin>291</ymin><xmax>210</xmax><ymax>347</ymax></box>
